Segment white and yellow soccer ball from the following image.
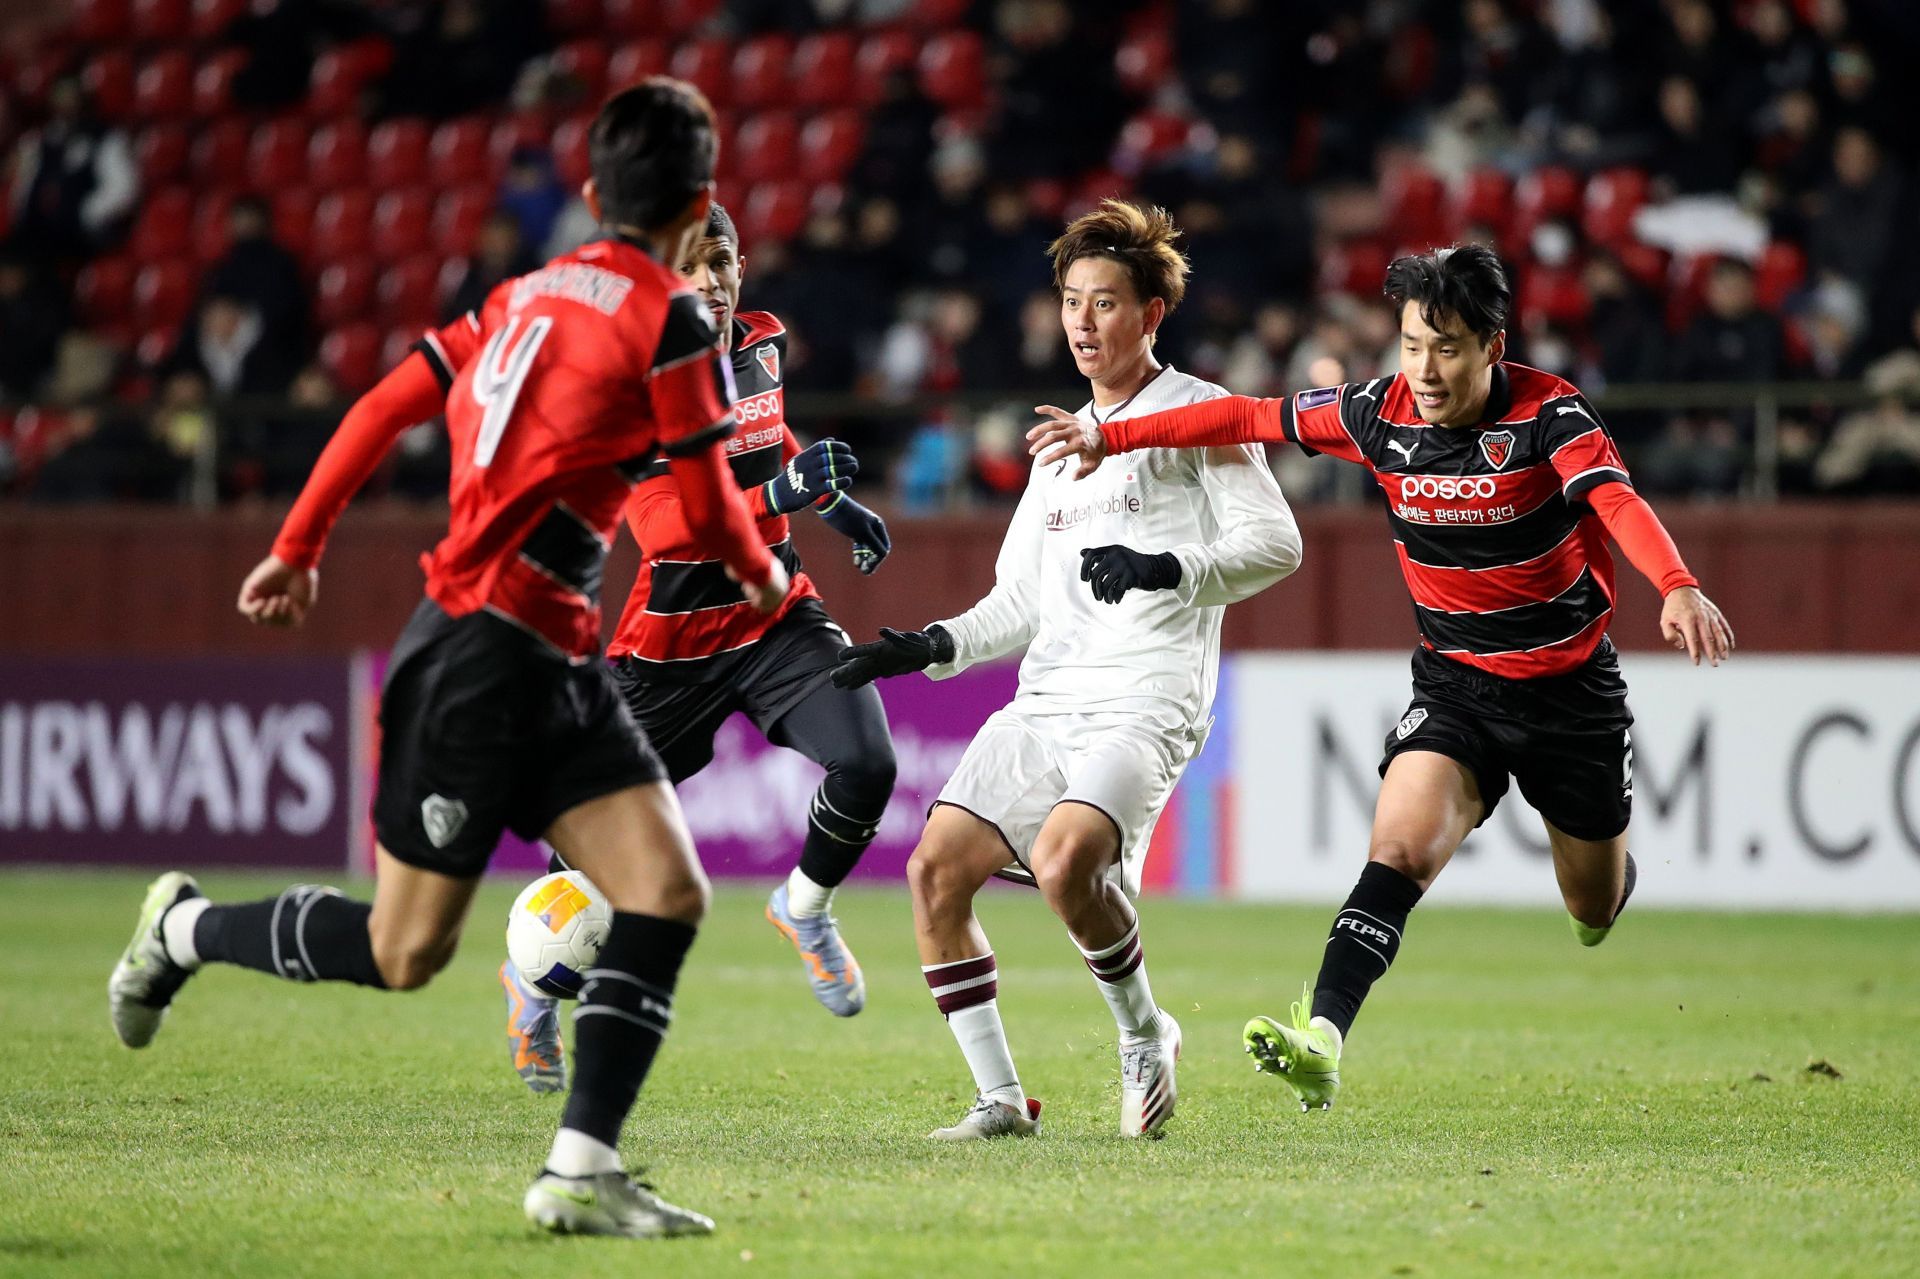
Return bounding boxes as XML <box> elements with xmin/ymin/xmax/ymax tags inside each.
<box><xmin>506</xmin><ymin>870</ymin><xmax>612</xmax><ymax>998</ymax></box>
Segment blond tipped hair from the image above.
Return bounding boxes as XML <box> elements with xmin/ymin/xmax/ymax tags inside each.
<box><xmin>1046</xmin><ymin>198</ymin><xmax>1190</xmax><ymax>314</ymax></box>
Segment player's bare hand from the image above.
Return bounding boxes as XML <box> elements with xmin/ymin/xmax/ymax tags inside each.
<box><xmin>731</xmin><ymin>558</ymin><xmax>790</xmax><ymax>615</ymax></box>
<box><xmin>237</xmin><ymin>554</ymin><xmax>318</xmax><ymax>629</ymax></box>
<box><xmin>1026</xmin><ymin>406</ymin><xmax>1105</xmax><ymax>479</ymax></box>
<box><xmin>1661</xmin><ymin>585</ymin><xmax>1734</xmax><ymax>667</ymax></box>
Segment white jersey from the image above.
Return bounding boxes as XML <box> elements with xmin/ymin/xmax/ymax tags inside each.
<box><xmin>926</xmin><ymin>366</ymin><xmax>1302</xmax><ymax>735</ymax></box>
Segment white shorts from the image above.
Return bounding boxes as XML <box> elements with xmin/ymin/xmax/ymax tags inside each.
<box><xmin>935</xmin><ymin>705</ymin><xmax>1199</xmax><ymax>898</ymax></box>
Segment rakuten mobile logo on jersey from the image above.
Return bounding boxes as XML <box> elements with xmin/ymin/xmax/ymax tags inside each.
<box><xmin>1045</xmin><ymin>493</ymin><xmax>1143</xmax><ymax>531</ymax></box>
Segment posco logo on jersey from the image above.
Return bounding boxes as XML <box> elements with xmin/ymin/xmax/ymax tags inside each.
<box><xmin>1401</xmin><ymin>475</ymin><xmax>1498</xmax><ymax>501</ymax></box>
<box><xmin>733</xmin><ymin>389</ymin><xmax>782</xmax><ymax>424</ymax></box>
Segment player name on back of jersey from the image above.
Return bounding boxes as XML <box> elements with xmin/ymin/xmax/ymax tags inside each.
<box><xmin>508</xmin><ymin>262</ymin><xmax>636</xmax><ymax>316</ymax></box>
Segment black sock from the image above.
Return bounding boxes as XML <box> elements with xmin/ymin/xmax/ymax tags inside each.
<box><xmin>1309</xmin><ymin>862</ymin><xmax>1424</xmax><ymax>1039</ymax></box>
<box><xmin>796</xmin><ymin>773</ymin><xmax>889</xmax><ymax>889</ymax></box>
<box><xmin>192</xmin><ymin>886</ymin><xmax>386</xmax><ymax>988</ymax></box>
<box><xmin>560</xmin><ymin>912</ymin><xmax>697</xmax><ymax>1148</ymax></box>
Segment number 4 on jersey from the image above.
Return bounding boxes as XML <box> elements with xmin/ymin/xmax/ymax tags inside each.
<box><xmin>471</xmin><ymin>316</ymin><xmax>554</xmax><ymax>467</ymax></box>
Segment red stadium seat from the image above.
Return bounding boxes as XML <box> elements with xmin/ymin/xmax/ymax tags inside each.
<box><xmin>608</xmin><ymin>39</ymin><xmax>668</xmax><ymax>92</ymax></box>
<box><xmin>129</xmin><ymin>187</ymin><xmax>193</xmax><ymax>260</ymax></box>
<box><xmin>907</xmin><ymin>0</ymin><xmax>970</xmax><ymax>25</ymax></box>
<box><xmin>661</xmin><ymin>0</ymin><xmax>722</xmax><ymax>35</ymax></box>
<box><xmin>489</xmin><ymin>113</ymin><xmax>551</xmax><ymax>176</ymax></box>
<box><xmin>133</xmin><ymin>261</ymin><xmax>196</xmax><ymax>330</ymax></box>
<box><xmin>791</xmin><ymin>33</ymin><xmax>856</xmax><ymax>109</ymax></box>
<box><xmin>316</xmin><ymin>258</ymin><xmax>376</xmax><ymax>327</ymax></box>
<box><xmin>372</xmin><ymin>189</ymin><xmax>433</xmax><ymax>260</ymax></box>
<box><xmin>367</xmin><ymin>119</ymin><xmax>430</xmax><ymax>188</ymax></box>
<box><xmin>308</xmin><ymin>119</ymin><xmax>369</xmax><ymax>192</ymax></box>
<box><xmin>72</xmin><ymin>0</ymin><xmax>130</xmax><ymax>43</ymax></box>
<box><xmin>669</xmin><ymin>37</ymin><xmax>734</xmax><ymax>111</ymax></box>
<box><xmin>1025</xmin><ymin>176</ymin><xmax>1068</xmax><ymax>222</ymax></box>
<box><xmin>551</xmin><ymin>39</ymin><xmax>610</xmax><ymax>104</ymax></box>
<box><xmin>1519</xmin><ymin>265</ymin><xmax>1590</xmax><ymax>330</ymax></box>
<box><xmin>320</xmin><ymin>323</ymin><xmax>383</xmax><ymax>393</ymax></box>
<box><xmin>1514</xmin><ymin>165</ymin><xmax>1583</xmax><ymax>240</ymax></box>
<box><xmin>191</xmin><ymin>0</ymin><xmax>246</xmax><ymax>41</ymax></box>
<box><xmin>1613</xmin><ymin>240</ymin><xmax>1669</xmax><ymax>293</ymax></box>
<box><xmin>732</xmin><ymin>112</ymin><xmax>799</xmax><ymax>185</ymax></box>
<box><xmin>731</xmin><ymin>34</ymin><xmax>794</xmax><ymax>111</ymax></box>
<box><xmin>377</xmin><ymin>253</ymin><xmax>443</xmax><ymax>326</ymax></box>
<box><xmin>1582</xmin><ymin>166</ymin><xmax>1650</xmax><ymax>247</ymax></box>
<box><xmin>1755</xmin><ymin>240</ymin><xmax>1807</xmax><ymax>309</ymax></box>
<box><xmin>741</xmin><ymin>181</ymin><xmax>808</xmax><ymax>246</ymax></box>
<box><xmin>543</xmin><ymin>0</ymin><xmax>599</xmax><ymax>38</ymax></box>
<box><xmin>432</xmin><ymin>185</ymin><xmax>493</xmax><ymax>257</ymax></box>
<box><xmin>191</xmin><ymin>118</ymin><xmax>249</xmax><ymax>187</ymax></box>
<box><xmin>307</xmin><ymin>39</ymin><xmax>391</xmax><ymax>117</ymax></box>
<box><xmin>191</xmin><ymin>189</ymin><xmax>235</xmax><ymax>263</ymax></box>
<box><xmin>429</xmin><ymin>117</ymin><xmax>493</xmax><ymax>186</ymax></box>
<box><xmin>1382</xmin><ymin>163</ymin><xmax>1453</xmax><ymax>248</ymax></box>
<box><xmin>1115</xmin><ymin>29</ymin><xmax>1172</xmax><ymax>98</ymax></box>
<box><xmin>83</xmin><ymin>52</ymin><xmax>136</xmax><ymax>122</ymax></box>
<box><xmin>250</xmin><ymin>120</ymin><xmax>309</xmax><ymax>190</ymax></box>
<box><xmin>1453</xmin><ymin>167</ymin><xmax>1514</xmax><ymax>242</ymax></box>
<box><xmin>919</xmin><ymin>31</ymin><xmax>986</xmax><ymax>111</ymax></box>
<box><xmin>604</xmin><ymin>0</ymin><xmax>660</xmax><ymax>40</ymax></box>
<box><xmin>1116</xmin><ymin>110</ymin><xmax>1191</xmax><ymax>168</ymax></box>
<box><xmin>272</xmin><ymin>187</ymin><xmax>314</xmax><ymax>257</ymax></box>
<box><xmin>134</xmin><ymin>50</ymin><xmax>193</xmax><ymax>118</ymax></box>
<box><xmin>552</xmin><ymin>116</ymin><xmax>593</xmax><ymax>188</ymax></box>
<box><xmin>854</xmin><ymin>31</ymin><xmax>917</xmax><ymax>107</ymax></box>
<box><xmin>310</xmin><ymin>190</ymin><xmax>375</xmax><ymax>262</ymax></box>
<box><xmin>797</xmin><ymin>110</ymin><xmax>864</xmax><ymax>184</ymax></box>
<box><xmin>131</xmin><ymin>0</ymin><xmax>191</xmax><ymax>43</ymax></box>
<box><xmin>1318</xmin><ymin>239</ymin><xmax>1393</xmax><ymax>297</ymax></box>
<box><xmin>1666</xmin><ymin>252</ymin><xmax>1720</xmax><ymax>332</ymax></box>
<box><xmin>75</xmin><ymin>258</ymin><xmax>138</xmax><ymax>327</ymax></box>
<box><xmin>192</xmin><ymin>46</ymin><xmax>247</xmax><ymax>118</ymax></box>
<box><xmin>135</xmin><ymin>123</ymin><xmax>190</xmax><ymax>188</ymax></box>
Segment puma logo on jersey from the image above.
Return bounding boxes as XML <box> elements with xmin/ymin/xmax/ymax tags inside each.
<box><xmin>1352</xmin><ymin>378</ymin><xmax>1385</xmax><ymax>402</ymax></box>
<box><xmin>1555</xmin><ymin>401</ymin><xmax>1597</xmax><ymax>425</ymax></box>
<box><xmin>1386</xmin><ymin>439</ymin><xmax>1417</xmax><ymax>465</ymax></box>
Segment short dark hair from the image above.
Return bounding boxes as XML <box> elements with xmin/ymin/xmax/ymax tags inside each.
<box><xmin>1047</xmin><ymin>198</ymin><xmax>1189</xmax><ymax>313</ymax></box>
<box><xmin>704</xmin><ymin>201</ymin><xmax>738</xmax><ymax>250</ymax></box>
<box><xmin>589</xmin><ymin>76</ymin><xmax>717</xmax><ymax>232</ymax></box>
<box><xmin>1383</xmin><ymin>243</ymin><xmax>1510</xmax><ymax>342</ymax></box>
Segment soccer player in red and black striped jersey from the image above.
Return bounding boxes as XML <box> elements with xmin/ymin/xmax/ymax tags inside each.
<box><xmin>1029</xmin><ymin>244</ymin><xmax>1734</xmax><ymax>1112</ymax></box>
<box><xmin>500</xmin><ymin>203</ymin><xmax>898</xmax><ymax>1090</ymax></box>
<box><xmin>107</xmin><ymin>79</ymin><xmax>778</xmax><ymax>1237</ymax></box>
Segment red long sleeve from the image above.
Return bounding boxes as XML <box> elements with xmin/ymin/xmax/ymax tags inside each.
<box><xmin>1586</xmin><ymin>481</ymin><xmax>1698</xmax><ymax>595</ymax></box>
<box><xmin>1101</xmin><ymin>394</ymin><xmax>1286</xmax><ymax>451</ymax></box>
<box><xmin>669</xmin><ymin>443</ymin><xmax>775</xmax><ymax>587</ymax></box>
<box><xmin>272</xmin><ymin>352</ymin><xmax>446</xmax><ymax>569</ymax></box>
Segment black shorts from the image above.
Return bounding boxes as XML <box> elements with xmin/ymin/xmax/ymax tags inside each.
<box><xmin>374</xmin><ymin>600</ymin><xmax>668</xmax><ymax>877</ymax></box>
<box><xmin>609</xmin><ymin>599</ymin><xmax>847</xmax><ymax>783</ymax></box>
<box><xmin>1380</xmin><ymin>639</ymin><xmax>1635</xmax><ymax>841</ymax></box>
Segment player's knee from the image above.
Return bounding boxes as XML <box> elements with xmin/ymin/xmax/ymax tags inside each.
<box><xmin>639</xmin><ymin>866</ymin><xmax>711</xmax><ymax>925</ymax></box>
<box><xmin>1029</xmin><ymin>833</ymin><xmax>1105</xmax><ymax>909</ymax></box>
<box><xmin>835</xmin><ymin>740</ymin><xmax>897</xmax><ymax>804</ymax></box>
<box><xmin>907</xmin><ymin>839</ymin><xmax>981</xmax><ymax>915</ymax></box>
<box><xmin>372</xmin><ymin>933</ymin><xmax>455</xmax><ymax>991</ymax></box>
<box><xmin>1369</xmin><ymin>837</ymin><xmax>1445</xmax><ymax>888</ymax></box>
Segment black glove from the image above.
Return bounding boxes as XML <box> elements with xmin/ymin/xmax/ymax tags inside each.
<box><xmin>761</xmin><ymin>439</ymin><xmax>857</xmax><ymax>515</ymax></box>
<box><xmin>1080</xmin><ymin>545</ymin><xmax>1182</xmax><ymax>604</ymax></box>
<box><xmin>831</xmin><ymin>625</ymin><xmax>955</xmax><ymax>689</ymax></box>
<box><xmin>817</xmin><ymin>493</ymin><xmax>891</xmax><ymax>574</ymax></box>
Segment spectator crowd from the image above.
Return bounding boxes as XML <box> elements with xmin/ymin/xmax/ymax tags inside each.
<box><xmin>3</xmin><ymin>0</ymin><xmax>1919</xmax><ymax>507</ymax></box>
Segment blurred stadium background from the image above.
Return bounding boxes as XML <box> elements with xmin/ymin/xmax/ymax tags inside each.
<box><xmin>1</xmin><ymin>0</ymin><xmax>1917</xmax><ymax>909</ymax></box>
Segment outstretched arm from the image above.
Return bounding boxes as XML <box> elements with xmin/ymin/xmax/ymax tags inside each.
<box><xmin>1028</xmin><ymin>396</ymin><xmax>1287</xmax><ymax>478</ymax></box>
<box><xmin>1586</xmin><ymin>481</ymin><xmax>1734</xmax><ymax>665</ymax></box>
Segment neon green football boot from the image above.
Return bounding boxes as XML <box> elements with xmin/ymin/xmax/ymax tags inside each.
<box><xmin>1243</xmin><ymin>983</ymin><xmax>1342</xmax><ymax>1112</ymax></box>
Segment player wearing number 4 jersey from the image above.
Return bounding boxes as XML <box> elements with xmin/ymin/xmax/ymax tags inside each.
<box><xmin>500</xmin><ymin>203</ymin><xmax>898</xmax><ymax>1096</ymax></box>
<box><xmin>1030</xmin><ymin>244</ymin><xmax>1735</xmax><ymax>1113</ymax></box>
<box><xmin>838</xmin><ymin>201</ymin><xmax>1302</xmax><ymax>1141</ymax></box>
<box><xmin>108</xmin><ymin>79</ymin><xmax>776</xmax><ymax>1238</ymax></box>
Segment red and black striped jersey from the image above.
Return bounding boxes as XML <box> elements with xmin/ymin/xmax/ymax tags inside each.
<box><xmin>410</xmin><ymin>237</ymin><xmax>740</xmax><ymax>662</ymax></box>
<box><xmin>607</xmin><ymin>310</ymin><xmax>821</xmax><ymax>673</ymax></box>
<box><xmin>1280</xmin><ymin>363</ymin><xmax>1631</xmax><ymax>678</ymax></box>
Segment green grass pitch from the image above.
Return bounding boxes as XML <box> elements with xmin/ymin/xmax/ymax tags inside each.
<box><xmin>3</xmin><ymin>869</ymin><xmax>1916</xmax><ymax>1278</ymax></box>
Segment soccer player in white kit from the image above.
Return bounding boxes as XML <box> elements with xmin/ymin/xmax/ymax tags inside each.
<box><xmin>832</xmin><ymin>200</ymin><xmax>1303</xmax><ymax>1139</ymax></box>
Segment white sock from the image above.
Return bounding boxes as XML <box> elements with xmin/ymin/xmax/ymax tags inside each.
<box><xmin>947</xmin><ymin>1001</ymin><xmax>1024</xmax><ymax>1106</ymax></box>
<box><xmin>783</xmin><ymin>867</ymin><xmax>833</xmax><ymax>918</ymax></box>
<box><xmin>161</xmin><ymin>897</ymin><xmax>209</xmax><ymax>971</ymax></box>
<box><xmin>546</xmin><ymin>1127</ymin><xmax>621</xmax><ymax>1178</ymax></box>
<box><xmin>1310</xmin><ymin>1016</ymin><xmax>1345</xmax><ymax>1058</ymax></box>
<box><xmin>1077</xmin><ymin>922</ymin><xmax>1164</xmax><ymax>1039</ymax></box>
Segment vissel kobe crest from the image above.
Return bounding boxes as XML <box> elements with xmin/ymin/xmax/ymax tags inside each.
<box><xmin>1478</xmin><ymin>429</ymin><xmax>1515</xmax><ymax>470</ymax></box>
<box><xmin>756</xmin><ymin>343</ymin><xmax>779</xmax><ymax>382</ymax></box>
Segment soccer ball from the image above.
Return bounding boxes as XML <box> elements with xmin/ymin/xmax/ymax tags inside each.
<box><xmin>506</xmin><ymin>870</ymin><xmax>612</xmax><ymax>999</ymax></box>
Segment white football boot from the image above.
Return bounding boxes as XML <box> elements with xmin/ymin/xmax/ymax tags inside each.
<box><xmin>524</xmin><ymin>1170</ymin><xmax>715</xmax><ymax>1238</ymax></box>
<box><xmin>1119</xmin><ymin>1013</ymin><xmax>1182</xmax><ymax>1138</ymax></box>
<box><xmin>109</xmin><ymin>872</ymin><xmax>202</xmax><ymax>1048</ymax></box>
<box><xmin>927</xmin><ymin>1093</ymin><xmax>1043</xmax><ymax>1141</ymax></box>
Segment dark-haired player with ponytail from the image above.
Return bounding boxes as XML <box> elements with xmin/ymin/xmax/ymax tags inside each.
<box><xmin>108</xmin><ymin>79</ymin><xmax>771</xmax><ymax>1237</ymax></box>
<box><xmin>1029</xmin><ymin>243</ymin><xmax>1735</xmax><ymax>1113</ymax></box>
